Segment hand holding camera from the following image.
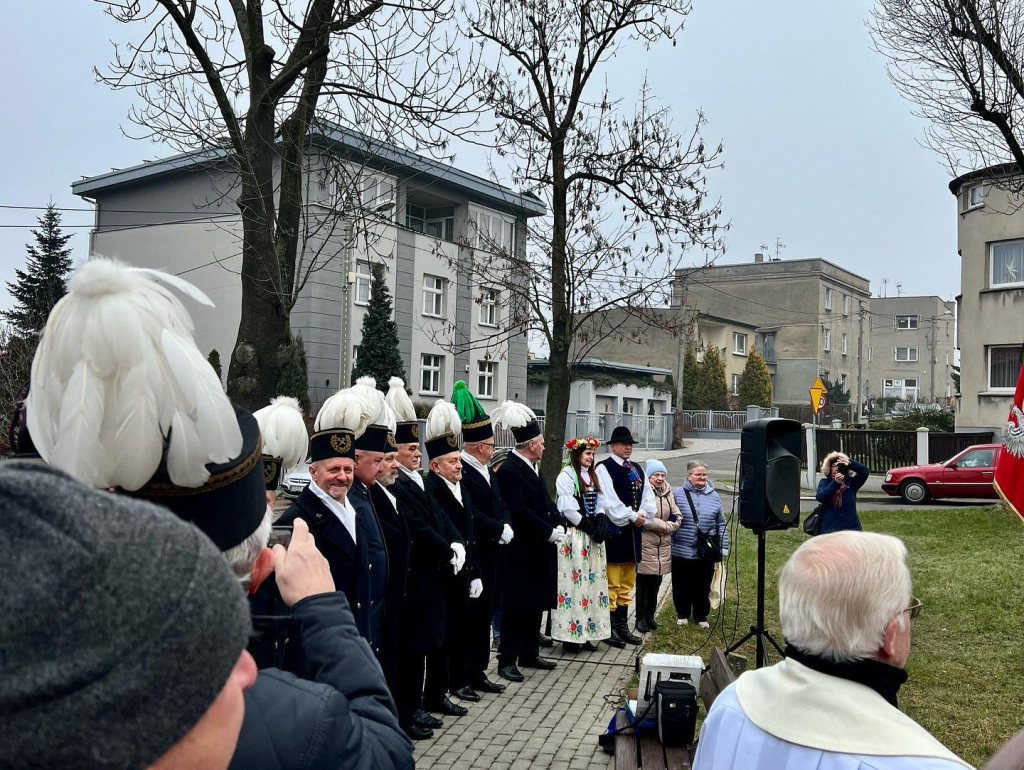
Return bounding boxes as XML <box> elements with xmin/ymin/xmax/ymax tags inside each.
<box><xmin>272</xmin><ymin>519</ymin><xmax>336</xmax><ymax>607</ymax></box>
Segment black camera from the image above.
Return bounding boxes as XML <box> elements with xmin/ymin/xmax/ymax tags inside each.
<box><xmin>836</xmin><ymin>462</ymin><xmax>849</xmax><ymax>475</ymax></box>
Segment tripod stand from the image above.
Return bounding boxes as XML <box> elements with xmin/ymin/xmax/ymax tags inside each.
<box><xmin>727</xmin><ymin>528</ymin><xmax>784</xmax><ymax>668</ymax></box>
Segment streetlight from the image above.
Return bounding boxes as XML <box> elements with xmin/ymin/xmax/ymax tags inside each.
<box><xmin>928</xmin><ymin>309</ymin><xmax>954</xmax><ymax>403</ymax></box>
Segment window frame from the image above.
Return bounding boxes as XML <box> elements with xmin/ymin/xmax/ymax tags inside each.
<box><xmin>731</xmin><ymin>373</ymin><xmax>740</xmax><ymax>396</ymax></box>
<box><xmin>422</xmin><ymin>274</ymin><xmax>446</xmax><ymax>318</ymax></box>
<box><xmin>988</xmin><ymin>345</ymin><xmax>1020</xmax><ymax>391</ymax></box>
<box><xmin>420</xmin><ymin>353</ymin><xmax>444</xmax><ymax>395</ymax></box>
<box><xmin>354</xmin><ymin>260</ymin><xmax>373</xmax><ymax>306</ymax></box>
<box><xmin>966</xmin><ymin>183</ymin><xmax>988</xmax><ymax>211</ymax></box>
<box><xmin>990</xmin><ymin>240</ymin><xmax>1024</xmax><ymax>289</ymax></box>
<box><xmin>842</xmin><ymin>295</ymin><xmax>850</xmax><ymax>316</ymax></box>
<box><xmin>732</xmin><ymin>332</ymin><xmax>748</xmax><ymax>356</ymax></box>
<box><xmin>479</xmin><ymin>288</ymin><xmax>500</xmax><ymax>327</ymax></box>
<box><xmin>477</xmin><ymin>360</ymin><xmax>496</xmax><ymax>398</ymax></box>
<box><xmin>469</xmin><ymin>204</ymin><xmax>516</xmax><ymax>254</ymax></box>
<box><xmin>894</xmin><ymin>314</ymin><xmax>919</xmax><ymax>330</ymax></box>
<box><xmin>823</xmin><ymin>328</ymin><xmax>831</xmax><ymax>351</ymax></box>
<box><xmin>894</xmin><ymin>346</ymin><xmax>919</xmax><ymax>363</ymax></box>
<box><xmin>824</xmin><ymin>287</ymin><xmax>833</xmax><ymax>311</ymax></box>
<box><xmin>841</xmin><ymin>333</ymin><xmax>848</xmax><ymax>356</ymax></box>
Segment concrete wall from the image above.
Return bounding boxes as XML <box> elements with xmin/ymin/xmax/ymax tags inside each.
<box><xmin>955</xmin><ymin>181</ymin><xmax>1024</xmax><ymax>433</ymax></box>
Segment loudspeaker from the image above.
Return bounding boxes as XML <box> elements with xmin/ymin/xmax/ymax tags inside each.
<box><xmin>739</xmin><ymin>418</ymin><xmax>801</xmax><ymax>531</ymax></box>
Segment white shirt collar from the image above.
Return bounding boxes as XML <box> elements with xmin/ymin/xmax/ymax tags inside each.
<box><xmin>609</xmin><ymin>453</ymin><xmax>627</xmax><ymax>466</ymax></box>
<box><xmin>308</xmin><ymin>480</ymin><xmax>357</xmax><ymax>543</ymax></box>
<box><xmin>460</xmin><ymin>450</ymin><xmax>490</xmax><ymax>484</ymax></box>
<box><xmin>399</xmin><ymin>464</ymin><xmax>424</xmax><ymax>490</ymax></box>
<box><xmin>513</xmin><ymin>449</ymin><xmax>539</xmax><ymax>475</ymax></box>
<box><xmin>438</xmin><ymin>473</ymin><xmax>463</xmax><ymax>505</ymax></box>
<box><xmin>378</xmin><ymin>483</ymin><xmax>398</xmax><ymax>510</ymax></box>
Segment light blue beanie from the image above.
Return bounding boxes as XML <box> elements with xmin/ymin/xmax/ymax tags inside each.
<box><xmin>645</xmin><ymin>459</ymin><xmax>667</xmax><ymax>477</ymax></box>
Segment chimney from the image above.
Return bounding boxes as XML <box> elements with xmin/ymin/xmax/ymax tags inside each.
<box><xmin>754</xmin><ymin>252</ymin><xmax>764</xmax><ymax>263</ymax></box>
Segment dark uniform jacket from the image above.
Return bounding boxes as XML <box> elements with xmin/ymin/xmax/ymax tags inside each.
<box><xmin>459</xmin><ymin>460</ymin><xmax>508</xmax><ymax>612</ymax></box>
<box><xmin>369</xmin><ymin>481</ymin><xmax>409</xmax><ymax>690</ymax></box>
<box><xmin>600</xmin><ymin>457</ymin><xmax>646</xmax><ymax>564</ymax></box>
<box><xmin>231</xmin><ymin>592</ymin><xmax>414</xmax><ymax>770</ymax></box>
<box><xmin>495</xmin><ymin>453</ymin><xmax>562</xmax><ymax>613</ymax></box>
<box><xmin>277</xmin><ymin>485</ymin><xmax>388</xmax><ymax>656</ymax></box>
<box><xmin>390</xmin><ymin>470</ymin><xmax>462</xmax><ymax>654</ymax></box>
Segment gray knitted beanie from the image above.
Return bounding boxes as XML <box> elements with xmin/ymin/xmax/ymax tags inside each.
<box><xmin>0</xmin><ymin>462</ymin><xmax>252</xmax><ymax>769</ymax></box>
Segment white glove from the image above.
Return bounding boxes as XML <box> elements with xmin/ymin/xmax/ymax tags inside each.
<box><xmin>450</xmin><ymin>542</ymin><xmax>466</xmax><ymax>574</ymax></box>
<box><xmin>469</xmin><ymin>578</ymin><xmax>483</xmax><ymax>599</ymax></box>
<box><xmin>500</xmin><ymin>523</ymin><xmax>514</xmax><ymax>544</ymax></box>
<box><xmin>548</xmin><ymin>525</ymin><xmax>566</xmax><ymax>544</ymax></box>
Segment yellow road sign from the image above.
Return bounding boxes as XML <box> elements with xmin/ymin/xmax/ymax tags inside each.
<box><xmin>810</xmin><ymin>377</ymin><xmax>827</xmax><ymax>415</ymax></box>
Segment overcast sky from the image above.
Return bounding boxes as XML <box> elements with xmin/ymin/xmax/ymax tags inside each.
<box><xmin>0</xmin><ymin>0</ymin><xmax>962</xmax><ymax>309</ymax></box>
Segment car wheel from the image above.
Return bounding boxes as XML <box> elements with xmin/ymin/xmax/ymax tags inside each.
<box><xmin>900</xmin><ymin>479</ymin><xmax>930</xmax><ymax>505</ymax></box>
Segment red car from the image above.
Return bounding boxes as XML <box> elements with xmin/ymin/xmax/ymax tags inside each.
<box><xmin>882</xmin><ymin>444</ymin><xmax>1001</xmax><ymax>504</ymax></box>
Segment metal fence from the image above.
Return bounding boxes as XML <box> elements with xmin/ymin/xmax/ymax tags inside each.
<box><xmin>492</xmin><ymin>412</ymin><xmax>671</xmax><ymax>451</ymax></box>
<box><xmin>813</xmin><ymin>429</ymin><xmax>995</xmax><ymax>471</ymax></box>
<box><xmin>675</xmin><ymin>408</ymin><xmax>772</xmax><ymax>432</ymax></box>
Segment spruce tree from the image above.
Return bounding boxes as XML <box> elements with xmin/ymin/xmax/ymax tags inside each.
<box><xmin>276</xmin><ymin>335</ymin><xmax>312</xmax><ymax>414</ymax></box>
<box><xmin>351</xmin><ymin>263</ymin><xmax>406</xmax><ymax>388</ymax></box>
<box><xmin>737</xmin><ymin>345</ymin><xmax>773</xmax><ymax>407</ymax></box>
<box><xmin>695</xmin><ymin>345</ymin><xmax>729</xmax><ymax>410</ymax></box>
<box><xmin>207</xmin><ymin>349</ymin><xmax>223</xmax><ymax>380</ymax></box>
<box><xmin>3</xmin><ymin>204</ymin><xmax>73</xmax><ymax>336</ymax></box>
<box><xmin>681</xmin><ymin>343</ymin><xmax>699</xmax><ymax>409</ymax></box>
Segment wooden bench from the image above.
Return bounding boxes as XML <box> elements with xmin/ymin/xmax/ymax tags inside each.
<box><xmin>698</xmin><ymin>647</ymin><xmax>739</xmax><ymax>713</ymax></box>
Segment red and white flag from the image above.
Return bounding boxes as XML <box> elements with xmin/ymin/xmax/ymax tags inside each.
<box><xmin>994</xmin><ymin>361</ymin><xmax>1024</xmax><ymax>524</ymax></box>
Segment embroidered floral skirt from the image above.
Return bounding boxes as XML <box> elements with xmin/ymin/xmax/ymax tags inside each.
<box><xmin>552</xmin><ymin>527</ymin><xmax>611</xmax><ymax>643</ymax></box>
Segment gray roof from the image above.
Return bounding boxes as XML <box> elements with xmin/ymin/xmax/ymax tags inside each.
<box><xmin>72</xmin><ymin>126</ymin><xmax>546</xmax><ymax>218</ymax></box>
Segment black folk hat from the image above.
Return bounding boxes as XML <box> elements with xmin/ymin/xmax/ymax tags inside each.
<box><xmin>395</xmin><ymin>420</ymin><xmax>419</xmax><ymax>444</ymax></box>
<box><xmin>309</xmin><ymin>427</ymin><xmax>356</xmax><ymax>462</ymax></box>
<box><xmin>355</xmin><ymin>423</ymin><xmax>392</xmax><ymax>453</ymax></box>
<box><xmin>605</xmin><ymin>425</ymin><xmax>637</xmax><ymax>445</ymax></box>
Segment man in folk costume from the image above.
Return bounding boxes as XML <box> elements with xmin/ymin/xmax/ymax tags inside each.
<box><xmin>25</xmin><ymin>258</ymin><xmax>414</xmax><ymax>769</ymax></box>
<box><xmin>422</xmin><ymin>400</ymin><xmax>486</xmax><ymax>710</ymax></box>
<box><xmin>385</xmin><ymin>378</ymin><xmax>467</xmax><ymax>737</ymax></box>
<box><xmin>491</xmin><ymin>401</ymin><xmax>566</xmax><ymax>682</ymax></box>
<box><xmin>348</xmin><ymin>377</ymin><xmax>410</xmax><ymax>717</ymax></box>
<box><xmin>694</xmin><ymin>531</ymin><xmax>970</xmax><ymax>770</ymax></box>
<box><xmin>594</xmin><ymin>426</ymin><xmax>653</xmax><ymax>646</ymax></box>
<box><xmin>253</xmin><ymin>396</ymin><xmax>309</xmax><ymax>508</ymax></box>
<box><xmin>276</xmin><ymin>388</ymin><xmax>389</xmax><ymax>658</ymax></box>
<box><xmin>452</xmin><ymin>381</ymin><xmax>513</xmax><ymax>695</ymax></box>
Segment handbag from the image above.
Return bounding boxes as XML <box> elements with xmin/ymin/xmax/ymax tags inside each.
<box><xmin>683</xmin><ymin>489</ymin><xmax>722</xmax><ymax>562</ymax></box>
<box><xmin>803</xmin><ymin>503</ymin><xmax>824</xmax><ymax>536</ymax></box>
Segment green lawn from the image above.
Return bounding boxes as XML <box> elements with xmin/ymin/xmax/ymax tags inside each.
<box><xmin>646</xmin><ymin>504</ymin><xmax>1024</xmax><ymax>767</ymax></box>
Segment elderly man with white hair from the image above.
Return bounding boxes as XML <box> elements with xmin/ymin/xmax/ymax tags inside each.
<box><xmin>694</xmin><ymin>531</ymin><xmax>972</xmax><ymax>770</ymax></box>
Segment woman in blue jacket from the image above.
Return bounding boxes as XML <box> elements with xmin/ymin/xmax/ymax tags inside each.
<box><xmin>671</xmin><ymin>461</ymin><xmax>729</xmax><ymax>629</ymax></box>
<box><xmin>815</xmin><ymin>451</ymin><xmax>870</xmax><ymax>533</ymax></box>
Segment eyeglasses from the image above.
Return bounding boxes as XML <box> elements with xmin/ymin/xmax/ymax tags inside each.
<box><xmin>904</xmin><ymin>597</ymin><xmax>923</xmax><ymax>620</ymax></box>
<box><xmin>479</xmin><ymin>442</ymin><xmax>495</xmax><ymax>449</ymax></box>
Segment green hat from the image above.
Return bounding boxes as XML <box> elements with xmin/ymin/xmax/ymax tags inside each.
<box><xmin>452</xmin><ymin>380</ymin><xmax>493</xmax><ymax>442</ymax></box>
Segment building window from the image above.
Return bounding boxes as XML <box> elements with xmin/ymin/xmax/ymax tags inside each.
<box><xmin>823</xmin><ymin>328</ymin><xmax>831</xmax><ymax>351</ymax></box>
<box><xmin>422</xmin><ymin>275</ymin><xmax>445</xmax><ymax>317</ymax></box>
<box><xmin>469</xmin><ymin>204</ymin><xmax>516</xmax><ymax>253</ymax></box>
<box><xmin>479</xmin><ymin>289</ymin><xmax>500</xmax><ymax>327</ymax></box>
<box><xmin>988</xmin><ymin>345</ymin><xmax>1020</xmax><ymax>390</ymax></box>
<box><xmin>360</xmin><ymin>171</ymin><xmax>395</xmax><ymax>213</ymax></box>
<box><xmin>883</xmin><ymin>378</ymin><xmax>919</xmax><ymax>400</ymax></box>
<box><xmin>355</xmin><ymin>260</ymin><xmax>373</xmax><ymax>305</ymax></box>
<box><xmin>352</xmin><ymin>345</ymin><xmax>359</xmax><ymax>366</ymax></box>
<box><xmin>842</xmin><ymin>295</ymin><xmax>850</xmax><ymax>316</ymax></box>
<box><xmin>824</xmin><ymin>288</ymin><xmax>833</xmax><ymax>311</ymax></box>
<box><xmin>478</xmin><ymin>361</ymin><xmax>496</xmax><ymax>398</ymax></box>
<box><xmin>761</xmin><ymin>332</ymin><xmax>776</xmax><ymax>364</ymax></box>
<box><xmin>406</xmin><ymin>203</ymin><xmax>454</xmax><ymax>241</ymax></box>
<box><xmin>732</xmin><ymin>332</ymin><xmax>748</xmax><ymax>355</ymax></box>
<box><xmin>840</xmin><ymin>373</ymin><xmax>848</xmax><ymax>392</ymax></box>
<box><xmin>966</xmin><ymin>183</ymin><xmax>988</xmax><ymax>210</ymax></box>
<box><xmin>841</xmin><ymin>333</ymin><xmax>848</xmax><ymax>355</ymax></box>
<box><xmin>731</xmin><ymin>373</ymin><xmax>740</xmax><ymax>396</ymax></box>
<box><xmin>895</xmin><ymin>314</ymin><xmax>919</xmax><ymax>330</ymax></box>
<box><xmin>420</xmin><ymin>354</ymin><xmax>443</xmax><ymax>394</ymax></box>
<box><xmin>991</xmin><ymin>240</ymin><xmax>1024</xmax><ymax>288</ymax></box>
<box><xmin>868</xmin><ymin>346</ymin><xmax>872</xmax><ymax>362</ymax></box>
<box><xmin>894</xmin><ymin>346</ymin><xmax>919</xmax><ymax>362</ymax></box>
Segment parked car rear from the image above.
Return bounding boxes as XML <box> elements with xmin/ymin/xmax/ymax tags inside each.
<box><xmin>882</xmin><ymin>444</ymin><xmax>1001</xmax><ymax>504</ymax></box>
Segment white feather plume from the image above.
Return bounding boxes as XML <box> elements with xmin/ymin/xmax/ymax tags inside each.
<box><xmin>425</xmin><ymin>401</ymin><xmax>462</xmax><ymax>443</ymax></box>
<box><xmin>385</xmin><ymin>377</ymin><xmax>417</xmax><ymax>423</ymax></box>
<box><xmin>350</xmin><ymin>376</ymin><xmax>390</xmax><ymax>427</ymax></box>
<box><xmin>25</xmin><ymin>257</ymin><xmax>241</xmax><ymax>490</ymax></box>
<box><xmin>253</xmin><ymin>396</ymin><xmax>309</xmax><ymax>470</ymax></box>
<box><xmin>491</xmin><ymin>400</ymin><xmax>537</xmax><ymax>431</ymax></box>
<box><xmin>314</xmin><ymin>388</ymin><xmax>374</xmax><ymax>436</ymax></box>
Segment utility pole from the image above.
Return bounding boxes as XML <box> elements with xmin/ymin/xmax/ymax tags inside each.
<box><xmin>856</xmin><ymin>301</ymin><xmax>866</xmax><ymax>420</ymax></box>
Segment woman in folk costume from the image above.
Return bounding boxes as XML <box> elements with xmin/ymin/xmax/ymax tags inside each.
<box><xmin>553</xmin><ymin>437</ymin><xmax>616</xmax><ymax>652</ymax></box>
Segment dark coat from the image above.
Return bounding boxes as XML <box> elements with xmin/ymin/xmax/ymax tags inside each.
<box><xmin>459</xmin><ymin>461</ymin><xmax>508</xmax><ymax>612</ymax></box>
<box><xmin>231</xmin><ymin>592</ymin><xmax>414</xmax><ymax>770</ymax></box>
<box><xmin>495</xmin><ymin>453</ymin><xmax>562</xmax><ymax>613</ymax></box>
<box><xmin>390</xmin><ymin>470</ymin><xmax>462</xmax><ymax>654</ymax></box>
<box><xmin>424</xmin><ymin>471</ymin><xmax>480</xmax><ymax>585</ymax></box>
<box><xmin>277</xmin><ymin>486</ymin><xmax>388</xmax><ymax>656</ymax></box>
<box><xmin>815</xmin><ymin>459</ymin><xmax>870</xmax><ymax>533</ymax></box>
<box><xmin>369</xmin><ymin>482</ymin><xmax>410</xmax><ymax>691</ymax></box>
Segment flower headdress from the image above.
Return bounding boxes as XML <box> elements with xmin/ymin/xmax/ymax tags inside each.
<box><xmin>565</xmin><ymin>436</ymin><xmax>600</xmax><ymax>452</ymax></box>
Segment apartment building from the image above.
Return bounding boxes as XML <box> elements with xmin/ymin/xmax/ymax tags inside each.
<box><xmin>71</xmin><ymin>127</ymin><xmax>545</xmax><ymax>409</ymax></box>
<box><xmin>865</xmin><ymin>296</ymin><xmax>956</xmax><ymax>408</ymax></box>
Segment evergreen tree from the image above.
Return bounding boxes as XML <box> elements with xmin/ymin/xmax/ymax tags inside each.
<box><xmin>737</xmin><ymin>345</ymin><xmax>773</xmax><ymax>407</ymax></box>
<box><xmin>3</xmin><ymin>204</ymin><xmax>73</xmax><ymax>336</ymax></box>
<box><xmin>695</xmin><ymin>345</ymin><xmax>729</xmax><ymax>410</ymax></box>
<box><xmin>351</xmin><ymin>263</ymin><xmax>406</xmax><ymax>388</ymax></box>
<box><xmin>681</xmin><ymin>343</ymin><xmax>699</xmax><ymax>409</ymax></box>
<box><xmin>276</xmin><ymin>335</ymin><xmax>312</xmax><ymax>414</ymax></box>
<box><xmin>824</xmin><ymin>377</ymin><xmax>851</xmax><ymax>405</ymax></box>
<box><xmin>207</xmin><ymin>349</ymin><xmax>223</xmax><ymax>380</ymax></box>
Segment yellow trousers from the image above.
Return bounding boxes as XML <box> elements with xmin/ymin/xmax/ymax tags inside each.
<box><xmin>606</xmin><ymin>563</ymin><xmax>636</xmax><ymax>611</ymax></box>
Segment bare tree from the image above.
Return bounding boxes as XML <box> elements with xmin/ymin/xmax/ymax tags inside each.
<box><xmin>98</xmin><ymin>0</ymin><xmax>473</xmax><ymax>409</ymax></box>
<box><xmin>871</xmin><ymin>0</ymin><xmax>1024</xmax><ymax>189</ymax></box>
<box><xmin>452</xmin><ymin>0</ymin><xmax>725</xmax><ymax>486</ymax></box>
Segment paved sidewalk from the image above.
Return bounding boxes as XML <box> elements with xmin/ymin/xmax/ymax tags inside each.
<box><xmin>414</xmin><ymin>587</ymin><xmax>672</xmax><ymax>769</ymax></box>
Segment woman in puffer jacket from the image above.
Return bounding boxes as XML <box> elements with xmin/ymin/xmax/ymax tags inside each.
<box><xmin>634</xmin><ymin>459</ymin><xmax>681</xmax><ymax>633</ymax></box>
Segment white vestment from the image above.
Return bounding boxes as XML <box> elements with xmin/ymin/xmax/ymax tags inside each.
<box><xmin>693</xmin><ymin>659</ymin><xmax>973</xmax><ymax>770</ymax></box>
